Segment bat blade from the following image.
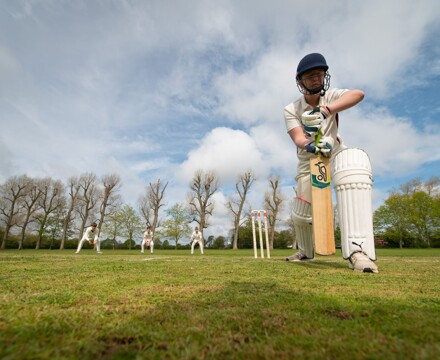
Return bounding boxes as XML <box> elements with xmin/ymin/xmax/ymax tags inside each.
<box><xmin>310</xmin><ymin>155</ymin><xmax>335</xmax><ymax>255</ymax></box>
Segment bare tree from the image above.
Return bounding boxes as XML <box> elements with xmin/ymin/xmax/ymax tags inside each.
<box><xmin>138</xmin><ymin>194</ymin><xmax>150</xmax><ymax>227</ymax></box>
<box><xmin>188</xmin><ymin>170</ymin><xmax>218</xmax><ymax>238</ymax></box>
<box><xmin>0</xmin><ymin>175</ymin><xmax>30</xmax><ymax>249</ymax></box>
<box><xmin>138</xmin><ymin>179</ymin><xmax>168</xmax><ymax>232</ymax></box>
<box><xmin>150</xmin><ymin>179</ymin><xmax>168</xmax><ymax>231</ymax></box>
<box><xmin>76</xmin><ymin>173</ymin><xmax>99</xmax><ymax>240</ymax></box>
<box><xmin>35</xmin><ymin>178</ymin><xmax>65</xmax><ymax>249</ymax></box>
<box><xmin>226</xmin><ymin>170</ymin><xmax>255</xmax><ymax>250</ymax></box>
<box><xmin>60</xmin><ymin>176</ymin><xmax>80</xmax><ymax>250</ymax></box>
<box><xmin>424</xmin><ymin>176</ymin><xmax>440</xmax><ymax>196</ymax></box>
<box><xmin>264</xmin><ymin>176</ymin><xmax>284</xmax><ymax>249</ymax></box>
<box><xmin>97</xmin><ymin>173</ymin><xmax>122</xmax><ymax>237</ymax></box>
<box><xmin>17</xmin><ymin>178</ymin><xmax>42</xmax><ymax>249</ymax></box>
<box><xmin>399</xmin><ymin>177</ymin><xmax>422</xmax><ymax>195</ymax></box>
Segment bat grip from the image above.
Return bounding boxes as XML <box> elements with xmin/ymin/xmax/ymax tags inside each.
<box><xmin>314</xmin><ymin>129</ymin><xmax>322</xmax><ymax>155</ymax></box>
<box><xmin>309</xmin><ymin>107</ymin><xmax>322</xmax><ymax>155</ymax></box>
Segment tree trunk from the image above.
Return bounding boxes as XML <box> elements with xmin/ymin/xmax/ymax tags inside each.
<box><xmin>232</xmin><ymin>218</ymin><xmax>239</xmax><ymax>250</ymax></box>
<box><xmin>2</xmin><ymin>207</ymin><xmax>16</xmax><ymax>249</ymax></box>
<box><xmin>1</xmin><ymin>222</ymin><xmax>12</xmax><ymax>249</ymax></box>
<box><xmin>19</xmin><ymin>215</ymin><xmax>32</xmax><ymax>250</ymax></box>
<box><xmin>36</xmin><ymin>214</ymin><xmax>49</xmax><ymax>250</ymax></box>
<box><xmin>60</xmin><ymin>207</ymin><xmax>73</xmax><ymax>250</ymax></box>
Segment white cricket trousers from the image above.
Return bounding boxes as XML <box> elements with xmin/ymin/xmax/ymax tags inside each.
<box><xmin>141</xmin><ymin>240</ymin><xmax>154</xmax><ymax>254</ymax></box>
<box><xmin>76</xmin><ymin>237</ymin><xmax>101</xmax><ymax>253</ymax></box>
<box><xmin>191</xmin><ymin>240</ymin><xmax>204</xmax><ymax>254</ymax></box>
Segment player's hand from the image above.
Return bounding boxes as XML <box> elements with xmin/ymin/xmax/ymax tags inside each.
<box><xmin>301</xmin><ymin>111</ymin><xmax>322</xmax><ymax>135</ymax></box>
<box><xmin>305</xmin><ymin>141</ymin><xmax>319</xmax><ymax>154</ymax></box>
<box><xmin>317</xmin><ymin>136</ymin><xmax>334</xmax><ymax>157</ymax></box>
<box><xmin>305</xmin><ymin>136</ymin><xmax>334</xmax><ymax>156</ymax></box>
<box><xmin>311</xmin><ymin>105</ymin><xmax>331</xmax><ymax>119</ymax></box>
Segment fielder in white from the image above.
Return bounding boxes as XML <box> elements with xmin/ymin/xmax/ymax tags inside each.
<box><xmin>141</xmin><ymin>225</ymin><xmax>154</xmax><ymax>254</ymax></box>
<box><xmin>284</xmin><ymin>52</ymin><xmax>378</xmax><ymax>273</ymax></box>
<box><xmin>75</xmin><ymin>222</ymin><xmax>102</xmax><ymax>254</ymax></box>
<box><xmin>190</xmin><ymin>227</ymin><xmax>204</xmax><ymax>255</ymax></box>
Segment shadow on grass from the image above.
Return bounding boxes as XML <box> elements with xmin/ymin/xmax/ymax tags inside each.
<box><xmin>1</xmin><ymin>252</ymin><xmax>439</xmax><ymax>360</ymax></box>
<box><xmin>292</xmin><ymin>260</ymin><xmax>348</xmax><ymax>270</ymax></box>
<box><xmin>277</xmin><ymin>257</ymin><xmax>348</xmax><ymax>270</ymax></box>
<box><xmin>91</xmin><ymin>280</ymin><xmax>439</xmax><ymax>360</ymax></box>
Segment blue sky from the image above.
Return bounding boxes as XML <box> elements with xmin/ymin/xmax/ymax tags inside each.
<box><xmin>1</xmin><ymin>0</ymin><xmax>439</xmax><ymax>237</ymax></box>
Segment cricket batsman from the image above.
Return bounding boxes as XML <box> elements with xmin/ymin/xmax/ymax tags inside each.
<box><xmin>284</xmin><ymin>52</ymin><xmax>378</xmax><ymax>273</ymax></box>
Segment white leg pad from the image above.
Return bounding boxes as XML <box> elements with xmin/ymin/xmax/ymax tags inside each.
<box><xmin>296</xmin><ymin>174</ymin><xmax>312</xmax><ymax>203</ymax></box>
<box><xmin>332</xmin><ymin>148</ymin><xmax>376</xmax><ymax>260</ymax></box>
<box><xmin>292</xmin><ymin>197</ymin><xmax>314</xmax><ymax>259</ymax></box>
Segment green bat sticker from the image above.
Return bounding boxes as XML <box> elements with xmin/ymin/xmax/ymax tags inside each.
<box><xmin>311</xmin><ymin>160</ymin><xmax>331</xmax><ymax>188</ymax></box>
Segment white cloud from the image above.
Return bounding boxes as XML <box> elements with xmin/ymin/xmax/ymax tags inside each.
<box><xmin>249</xmin><ymin>123</ymin><xmax>297</xmax><ymax>175</ymax></box>
<box><xmin>214</xmin><ymin>48</ymin><xmax>295</xmax><ymax>125</ymax></box>
<box><xmin>1</xmin><ymin>0</ymin><xmax>439</xmax><ymax>237</ymax></box>
<box><xmin>302</xmin><ymin>1</ymin><xmax>440</xmax><ymax>97</ymax></box>
<box><xmin>129</xmin><ymin>158</ymin><xmax>171</xmax><ymax>173</ymax></box>
<box><xmin>203</xmin><ymin>190</ymin><xmax>232</xmax><ymax>238</ymax></box>
<box><xmin>338</xmin><ymin>106</ymin><xmax>440</xmax><ymax>176</ymax></box>
<box><xmin>212</xmin><ymin>0</ymin><xmax>440</xmax><ymax>117</ymax></box>
<box><xmin>179</xmin><ymin>127</ymin><xmax>266</xmax><ymax>183</ymax></box>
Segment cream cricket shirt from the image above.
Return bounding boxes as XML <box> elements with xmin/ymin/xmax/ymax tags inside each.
<box><xmin>84</xmin><ymin>226</ymin><xmax>99</xmax><ymax>241</ymax></box>
<box><xmin>144</xmin><ymin>230</ymin><xmax>153</xmax><ymax>241</ymax></box>
<box><xmin>284</xmin><ymin>88</ymin><xmax>348</xmax><ymax>180</ymax></box>
<box><xmin>191</xmin><ymin>231</ymin><xmax>203</xmax><ymax>242</ymax></box>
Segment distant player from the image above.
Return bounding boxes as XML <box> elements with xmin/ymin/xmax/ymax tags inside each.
<box><xmin>284</xmin><ymin>52</ymin><xmax>378</xmax><ymax>273</ymax></box>
<box><xmin>190</xmin><ymin>226</ymin><xmax>204</xmax><ymax>255</ymax></box>
<box><xmin>141</xmin><ymin>225</ymin><xmax>154</xmax><ymax>254</ymax></box>
<box><xmin>75</xmin><ymin>222</ymin><xmax>102</xmax><ymax>254</ymax></box>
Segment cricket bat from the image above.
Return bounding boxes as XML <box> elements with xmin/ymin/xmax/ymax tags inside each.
<box><xmin>310</xmin><ymin>129</ymin><xmax>335</xmax><ymax>255</ymax></box>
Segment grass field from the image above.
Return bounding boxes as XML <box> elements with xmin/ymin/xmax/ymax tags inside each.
<box><xmin>0</xmin><ymin>249</ymin><xmax>439</xmax><ymax>360</ymax></box>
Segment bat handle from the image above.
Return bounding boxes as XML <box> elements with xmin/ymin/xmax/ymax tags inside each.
<box><xmin>314</xmin><ymin>129</ymin><xmax>322</xmax><ymax>155</ymax></box>
<box><xmin>308</xmin><ymin>107</ymin><xmax>322</xmax><ymax>155</ymax></box>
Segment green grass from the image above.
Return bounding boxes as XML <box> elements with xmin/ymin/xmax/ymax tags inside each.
<box><xmin>0</xmin><ymin>249</ymin><xmax>439</xmax><ymax>359</ymax></box>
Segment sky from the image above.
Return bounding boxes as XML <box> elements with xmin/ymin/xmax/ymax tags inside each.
<box><xmin>1</xmin><ymin>0</ymin><xmax>439</xmax><ymax>239</ymax></box>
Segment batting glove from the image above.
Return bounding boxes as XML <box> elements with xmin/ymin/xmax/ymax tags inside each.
<box><xmin>305</xmin><ymin>141</ymin><xmax>319</xmax><ymax>154</ymax></box>
<box><xmin>301</xmin><ymin>111</ymin><xmax>322</xmax><ymax>136</ymax></box>
<box><xmin>317</xmin><ymin>136</ymin><xmax>334</xmax><ymax>157</ymax></box>
<box><xmin>305</xmin><ymin>136</ymin><xmax>334</xmax><ymax>156</ymax></box>
<box><xmin>312</xmin><ymin>105</ymin><xmax>331</xmax><ymax>119</ymax></box>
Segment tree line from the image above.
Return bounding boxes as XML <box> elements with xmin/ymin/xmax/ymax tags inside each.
<box><xmin>2</xmin><ymin>171</ymin><xmax>437</xmax><ymax>250</ymax></box>
<box><xmin>373</xmin><ymin>177</ymin><xmax>440</xmax><ymax>248</ymax></box>
<box><xmin>0</xmin><ymin>170</ymin><xmax>288</xmax><ymax>250</ymax></box>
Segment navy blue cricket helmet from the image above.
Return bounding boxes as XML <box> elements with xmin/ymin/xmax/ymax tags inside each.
<box><xmin>296</xmin><ymin>53</ymin><xmax>331</xmax><ymax>96</ymax></box>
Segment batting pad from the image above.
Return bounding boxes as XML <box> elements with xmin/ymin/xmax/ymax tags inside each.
<box><xmin>296</xmin><ymin>174</ymin><xmax>312</xmax><ymax>203</ymax></box>
<box><xmin>292</xmin><ymin>197</ymin><xmax>314</xmax><ymax>259</ymax></box>
<box><xmin>332</xmin><ymin>148</ymin><xmax>376</xmax><ymax>260</ymax></box>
